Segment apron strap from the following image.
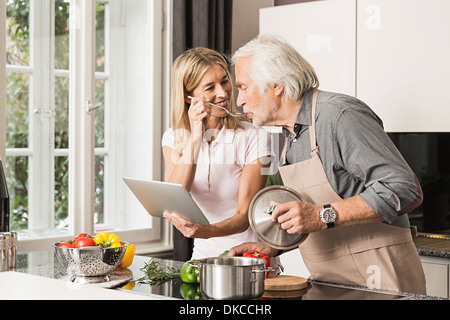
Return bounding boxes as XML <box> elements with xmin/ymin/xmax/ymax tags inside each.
<box><xmin>310</xmin><ymin>89</ymin><xmax>320</xmax><ymax>156</ymax></box>
<box><xmin>281</xmin><ymin>88</ymin><xmax>320</xmax><ymax>164</ymax></box>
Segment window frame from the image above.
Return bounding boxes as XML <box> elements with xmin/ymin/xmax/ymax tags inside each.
<box><xmin>5</xmin><ymin>0</ymin><xmax>56</xmax><ymax>232</ymax></box>
<box><xmin>1</xmin><ymin>0</ymin><xmax>173</xmax><ymax>254</ymax></box>
<box><xmin>0</xmin><ymin>0</ymin><xmax>5</xmax><ymax>163</ymax></box>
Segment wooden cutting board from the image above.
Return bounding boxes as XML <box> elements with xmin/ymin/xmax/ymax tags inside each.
<box><xmin>264</xmin><ymin>275</ymin><xmax>308</xmax><ymax>291</ymax></box>
<box><xmin>262</xmin><ymin>288</ymin><xmax>308</xmax><ymax>299</ymax></box>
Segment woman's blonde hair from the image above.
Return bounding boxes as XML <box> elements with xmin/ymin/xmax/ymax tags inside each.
<box><xmin>171</xmin><ymin>47</ymin><xmax>246</xmax><ymax>153</ymax></box>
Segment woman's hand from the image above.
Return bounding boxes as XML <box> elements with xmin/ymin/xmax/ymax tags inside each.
<box><xmin>164</xmin><ymin>210</ymin><xmax>210</xmax><ymax>239</ymax></box>
<box><xmin>187</xmin><ymin>96</ymin><xmax>211</xmax><ymax>140</ymax></box>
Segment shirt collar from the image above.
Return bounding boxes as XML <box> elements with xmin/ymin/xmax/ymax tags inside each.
<box><xmin>282</xmin><ymin>88</ymin><xmax>314</xmax><ymax>139</ymax></box>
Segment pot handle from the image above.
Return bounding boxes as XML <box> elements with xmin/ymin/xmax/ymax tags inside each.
<box><xmin>250</xmin><ymin>266</ymin><xmax>277</xmax><ymax>283</ymax></box>
<box><xmin>188</xmin><ymin>260</ymin><xmax>201</xmax><ymax>267</ymax></box>
<box><xmin>251</xmin><ymin>266</ymin><xmax>277</xmax><ymax>273</ymax></box>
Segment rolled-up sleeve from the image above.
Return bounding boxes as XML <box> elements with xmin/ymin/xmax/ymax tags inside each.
<box><xmin>334</xmin><ymin>108</ymin><xmax>423</xmax><ymax>223</ymax></box>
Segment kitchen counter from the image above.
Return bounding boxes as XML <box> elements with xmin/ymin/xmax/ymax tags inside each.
<box><xmin>7</xmin><ymin>249</ymin><xmax>445</xmax><ymax>300</ymax></box>
<box><xmin>414</xmin><ymin>233</ymin><xmax>450</xmax><ymax>258</ymax></box>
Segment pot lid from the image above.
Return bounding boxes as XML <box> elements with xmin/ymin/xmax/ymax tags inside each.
<box><xmin>249</xmin><ymin>186</ymin><xmax>308</xmax><ymax>250</ymax></box>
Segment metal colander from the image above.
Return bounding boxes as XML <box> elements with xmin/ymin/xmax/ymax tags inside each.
<box><xmin>53</xmin><ymin>242</ymin><xmax>129</xmax><ymax>284</ymax></box>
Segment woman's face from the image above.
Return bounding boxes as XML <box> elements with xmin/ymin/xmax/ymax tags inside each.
<box><xmin>190</xmin><ymin>64</ymin><xmax>233</xmax><ymax>118</ymax></box>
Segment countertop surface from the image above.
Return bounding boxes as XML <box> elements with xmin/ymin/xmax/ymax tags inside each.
<box><xmin>0</xmin><ymin>271</ymin><xmax>155</xmax><ymax>300</ymax></box>
<box><xmin>6</xmin><ymin>249</ymin><xmax>445</xmax><ymax>300</ymax></box>
<box><xmin>414</xmin><ymin>233</ymin><xmax>450</xmax><ymax>258</ymax></box>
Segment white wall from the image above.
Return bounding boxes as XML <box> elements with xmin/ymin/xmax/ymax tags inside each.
<box><xmin>260</xmin><ymin>0</ymin><xmax>357</xmax><ymax>97</ymax></box>
<box><xmin>232</xmin><ymin>0</ymin><xmax>273</xmax><ymax>54</ymax></box>
<box><xmin>280</xmin><ymin>249</ymin><xmax>311</xmax><ymax>278</ymax></box>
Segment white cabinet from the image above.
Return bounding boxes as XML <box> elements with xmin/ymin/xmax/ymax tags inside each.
<box><xmin>357</xmin><ymin>0</ymin><xmax>450</xmax><ymax>132</ymax></box>
<box><xmin>260</xmin><ymin>0</ymin><xmax>450</xmax><ymax>132</ymax></box>
<box><xmin>420</xmin><ymin>256</ymin><xmax>449</xmax><ymax>298</ymax></box>
<box><xmin>279</xmin><ymin>248</ymin><xmax>311</xmax><ymax>279</ymax></box>
<box><xmin>260</xmin><ymin>0</ymin><xmax>356</xmax><ymax>97</ymax></box>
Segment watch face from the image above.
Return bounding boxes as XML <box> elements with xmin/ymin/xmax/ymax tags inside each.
<box><xmin>321</xmin><ymin>208</ymin><xmax>336</xmax><ymax>222</ymax></box>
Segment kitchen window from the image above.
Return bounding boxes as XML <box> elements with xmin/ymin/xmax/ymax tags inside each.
<box><xmin>2</xmin><ymin>0</ymin><xmax>171</xmax><ymax>253</ymax></box>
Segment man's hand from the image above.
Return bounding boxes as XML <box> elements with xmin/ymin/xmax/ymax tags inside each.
<box><xmin>271</xmin><ymin>200</ymin><xmax>323</xmax><ymax>234</ymax></box>
<box><xmin>228</xmin><ymin>242</ymin><xmax>279</xmax><ymax>258</ymax></box>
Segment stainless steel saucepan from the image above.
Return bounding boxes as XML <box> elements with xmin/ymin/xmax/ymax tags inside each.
<box><xmin>192</xmin><ymin>256</ymin><xmax>274</xmax><ymax>300</ymax></box>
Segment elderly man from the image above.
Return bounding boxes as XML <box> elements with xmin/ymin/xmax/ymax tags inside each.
<box><xmin>229</xmin><ymin>34</ymin><xmax>426</xmax><ymax>294</ymax></box>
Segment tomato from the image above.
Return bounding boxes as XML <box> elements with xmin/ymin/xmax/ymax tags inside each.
<box><xmin>74</xmin><ymin>237</ymin><xmax>97</xmax><ymax>248</ymax></box>
<box><xmin>74</xmin><ymin>233</ymin><xmax>92</xmax><ymax>240</ymax></box>
<box><xmin>59</xmin><ymin>241</ymin><xmax>75</xmax><ymax>248</ymax></box>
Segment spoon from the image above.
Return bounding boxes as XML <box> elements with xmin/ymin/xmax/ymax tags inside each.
<box><xmin>187</xmin><ymin>96</ymin><xmax>247</xmax><ymax>117</ymax></box>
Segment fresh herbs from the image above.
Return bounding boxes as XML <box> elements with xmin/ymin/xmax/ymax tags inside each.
<box><xmin>137</xmin><ymin>258</ymin><xmax>181</xmax><ymax>286</ymax></box>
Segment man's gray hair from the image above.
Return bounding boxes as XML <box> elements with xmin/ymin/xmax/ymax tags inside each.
<box><xmin>232</xmin><ymin>34</ymin><xmax>319</xmax><ymax>102</ymax></box>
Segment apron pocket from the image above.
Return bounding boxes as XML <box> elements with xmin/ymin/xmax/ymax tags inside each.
<box><xmin>301</xmin><ymin>244</ymin><xmax>368</xmax><ymax>287</ymax></box>
<box><xmin>352</xmin><ymin>241</ymin><xmax>426</xmax><ymax>294</ymax></box>
<box><xmin>301</xmin><ymin>243</ymin><xmax>351</xmax><ymax>262</ymax></box>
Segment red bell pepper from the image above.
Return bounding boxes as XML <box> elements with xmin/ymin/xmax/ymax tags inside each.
<box><xmin>243</xmin><ymin>250</ymin><xmax>271</xmax><ymax>276</ymax></box>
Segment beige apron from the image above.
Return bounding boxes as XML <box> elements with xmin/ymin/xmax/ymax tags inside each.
<box><xmin>279</xmin><ymin>89</ymin><xmax>426</xmax><ymax>295</ymax></box>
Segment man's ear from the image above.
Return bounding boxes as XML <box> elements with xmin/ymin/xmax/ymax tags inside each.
<box><xmin>273</xmin><ymin>83</ymin><xmax>284</xmax><ymax>97</ymax></box>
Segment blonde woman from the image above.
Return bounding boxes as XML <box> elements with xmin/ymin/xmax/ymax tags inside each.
<box><xmin>162</xmin><ymin>47</ymin><xmax>273</xmax><ymax>259</ymax></box>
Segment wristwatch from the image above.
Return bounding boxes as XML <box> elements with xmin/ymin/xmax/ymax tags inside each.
<box><xmin>319</xmin><ymin>204</ymin><xmax>336</xmax><ymax>229</ymax></box>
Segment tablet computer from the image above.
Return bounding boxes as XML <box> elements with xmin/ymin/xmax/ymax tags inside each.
<box><xmin>123</xmin><ymin>178</ymin><xmax>210</xmax><ymax>225</ymax></box>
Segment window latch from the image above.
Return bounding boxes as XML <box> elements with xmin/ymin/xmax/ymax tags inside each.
<box><xmin>33</xmin><ymin>109</ymin><xmax>55</xmax><ymax>121</ymax></box>
<box><xmin>86</xmin><ymin>100</ymin><xmax>102</xmax><ymax>114</ymax></box>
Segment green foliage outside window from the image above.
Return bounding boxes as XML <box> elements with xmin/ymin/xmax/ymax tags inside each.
<box><xmin>6</xmin><ymin>0</ymin><xmax>106</xmax><ymax>231</ymax></box>
<box><xmin>6</xmin><ymin>0</ymin><xmax>30</xmax><ymax>230</ymax></box>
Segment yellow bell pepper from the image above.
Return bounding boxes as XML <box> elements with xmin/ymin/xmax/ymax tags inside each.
<box><xmin>106</xmin><ymin>233</ymin><xmax>121</xmax><ymax>247</ymax></box>
<box><xmin>94</xmin><ymin>232</ymin><xmax>108</xmax><ymax>245</ymax></box>
<box><xmin>119</xmin><ymin>243</ymin><xmax>136</xmax><ymax>268</ymax></box>
<box><xmin>93</xmin><ymin>232</ymin><xmax>121</xmax><ymax>248</ymax></box>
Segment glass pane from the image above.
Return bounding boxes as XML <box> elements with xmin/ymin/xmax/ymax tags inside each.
<box><xmin>94</xmin><ymin>155</ymin><xmax>104</xmax><ymax>224</ymax></box>
<box><xmin>54</xmin><ymin>1</ymin><xmax>70</xmax><ymax>230</ymax></box>
<box><xmin>54</xmin><ymin>156</ymin><xmax>69</xmax><ymax>228</ymax></box>
<box><xmin>94</xmin><ymin>1</ymin><xmax>106</xmax><ymax>228</ymax></box>
<box><xmin>6</xmin><ymin>156</ymin><xmax>29</xmax><ymax>231</ymax></box>
<box><xmin>55</xmin><ymin>0</ymin><xmax>70</xmax><ymax>70</ymax></box>
<box><xmin>6</xmin><ymin>72</ymin><xmax>29</xmax><ymax>149</ymax></box>
<box><xmin>6</xmin><ymin>0</ymin><xmax>30</xmax><ymax>66</ymax></box>
<box><xmin>95</xmin><ymin>2</ymin><xmax>106</xmax><ymax>72</ymax></box>
<box><xmin>54</xmin><ymin>76</ymin><xmax>69</xmax><ymax>149</ymax></box>
<box><xmin>95</xmin><ymin>79</ymin><xmax>105</xmax><ymax>148</ymax></box>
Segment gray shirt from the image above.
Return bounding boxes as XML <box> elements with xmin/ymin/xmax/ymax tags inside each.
<box><xmin>283</xmin><ymin>89</ymin><xmax>423</xmax><ymax>228</ymax></box>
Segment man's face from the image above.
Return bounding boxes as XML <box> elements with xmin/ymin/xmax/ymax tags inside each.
<box><xmin>234</xmin><ymin>57</ymin><xmax>280</xmax><ymax>127</ymax></box>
